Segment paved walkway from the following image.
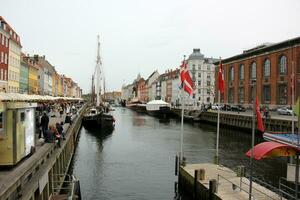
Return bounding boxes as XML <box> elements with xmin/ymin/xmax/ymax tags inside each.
<box><xmin>182</xmin><ymin>163</ymin><xmax>285</xmax><ymax>200</ymax></box>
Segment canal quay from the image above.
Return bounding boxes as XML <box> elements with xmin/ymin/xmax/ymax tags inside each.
<box><xmin>71</xmin><ymin>107</ymin><xmax>287</xmax><ymax>200</ymax></box>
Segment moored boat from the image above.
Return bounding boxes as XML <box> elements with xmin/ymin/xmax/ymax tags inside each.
<box><xmin>146</xmin><ymin>100</ymin><xmax>172</xmax><ymax>117</ymax></box>
<box><xmin>82</xmin><ymin>107</ymin><xmax>115</xmax><ymax>129</ymax></box>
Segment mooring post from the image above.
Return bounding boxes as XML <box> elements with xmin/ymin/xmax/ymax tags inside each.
<box><xmin>209</xmin><ymin>179</ymin><xmax>217</xmax><ymax>200</ymax></box>
<box><xmin>194</xmin><ymin>170</ymin><xmax>199</xmax><ymax>199</ymax></box>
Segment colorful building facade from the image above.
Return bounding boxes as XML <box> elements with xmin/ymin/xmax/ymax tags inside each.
<box><xmin>0</xmin><ymin>18</ymin><xmax>9</xmax><ymax>92</ymax></box>
<box><xmin>2</xmin><ymin>17</ymin><xmax>22</xmax><ymax>93</ymax></box>
<box><xmin>19</xmin><ymin>54</ymin><xmax>29</xmax><ymax>94</ymax></box>
<box><xmin>28</xmin><ymin>58</ymin><xmax>39</xmax><ymax>95</ymax></box>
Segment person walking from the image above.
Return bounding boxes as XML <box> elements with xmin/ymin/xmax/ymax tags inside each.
<box><xmin>40</xmin><ymin>112</ymin><xmax>49</xmax><ymax>138</ymax></box>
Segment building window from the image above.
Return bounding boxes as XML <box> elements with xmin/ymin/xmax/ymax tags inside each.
<box><xmin>263</xmin><ymin>59</ymin><xmax>271</xmax><ymax>77</ymax></box>
<box><xmin>198</xmin><ymin>89</ymin><xmax>201</xmax><ymax>94</ymax></box>
<box><xmin>249</xmin><ymin>86</ymin><xmax>254</xmax><ymax>103</ymax></box>
<box><xmin>192</xmin><ymin>64</ymin><xmax>196</xmax><ymax>71</ymax></box>
<box><xmin>238</xmin><ymin>87</ymin><xmax>244</xmax><ymax>103</ymax></box>
<box><xmin>278</xmin><ymin>84</ymin><xmax>287</xmax><ymax>104</ymax></box>
<box><xmin>207</xmin><ymin>65</ymin><xmax>211</xmax><ymax>71</ymax></box>
<box><xmin>198</xmin><ymin>81</ymin><xmax>201</xmax><ymax>86</ymax></box>
<box><xmin>239</xmin><ymin>64</ymin><xmax>244</xmax><ymax>80</ymax></box>
<box><xmin>1</xmin><ymin>36</ymin><xmax>4</xmax><ymax>46</ymax></box>
<box><xmin>279</xmin><ymin>55</ymin><xmax>287</xmax><ymax>75</ymax></box>
<box><xmin>229</xmin><ymin>66</ymin><xmax>234</xmax><ymax>81</ymax></box>
<box><xmin>228</xmin><ymin>88</ymin><xmax>234</xmax><ymax>103</ymax></box>
<box><xmin>4</xmin><ymin>53</ymin><xmax>7</xmax><ymax>64</ymax></box>
<box><xmin>250</xmin><ymin>62</ymin><xmax>256</xmax><ymax>79</ymax></box>
<box><xmin>207</xmin><ymin>81</ymin><xmax>211</xmax><ymax>86</ymax></box>
<box><xmin>263</xmin><ymin>85</ymin><xmax>271</xmax><ymax>103</ymax></box>
<box><xmin>198</xmin><ymin>73</ymin><xmax>201</xmax><ymax>78</ymax></box>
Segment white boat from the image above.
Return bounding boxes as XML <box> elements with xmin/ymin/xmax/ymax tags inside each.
<box><xmin>146</xmin><ymin>100</ymin><xmax>171</xmax><ymax>117</ymax></box>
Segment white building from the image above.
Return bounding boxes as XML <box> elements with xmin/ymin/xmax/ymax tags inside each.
<box><xmin>171</xmin><ymin>77</ymin><xmax>180</xmax><ymax>106</ymax></box>
<box><xmin>121</xmin><ymin>83</ymin><xmax>134</xmax><ymax>101</ymax></box>
<box><xmin>187</xmin><ymin>49</ymin><xmax>217</xmax><ymax>106</ymax></box>
<box><xmin>146</xmin><ymin>70</ymin><xmax>160</xmax><ymax>101</ymax></box>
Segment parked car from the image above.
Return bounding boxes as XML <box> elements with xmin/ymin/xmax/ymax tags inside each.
<box><xmin>211</xmin><ymin>104</ymin><xmax>219</xmax><ymax>110</ymax></box>
<box><xmin>221</xmin><ymin>104</ymin><xmax>231</xmax><ymax>111</ymax></box>
<box><xmin>233</xmin><ymin>105</ymin><xmax>246</xmax><ymax>112</ymax></box>
<box><xmin>277</xmin><ymin>107</ymin><xmax>293</xmax><ymax>115</ymax></box>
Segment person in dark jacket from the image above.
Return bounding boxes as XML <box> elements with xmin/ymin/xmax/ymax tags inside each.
<box><xmin>56</xmin><ymin>122</ymin><xmax>65</xmax><ymax>140</ymax></box>
<box><xmin>40</xmin><ymin>112</ymin><xmax>49</xmax><ymax>138</ymax></box>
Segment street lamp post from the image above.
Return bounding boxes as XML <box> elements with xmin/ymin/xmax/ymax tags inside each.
<box><xmin>249</xmin><ymin>79</ymin><xmax>256</xmax><ymax>200</ymax></box>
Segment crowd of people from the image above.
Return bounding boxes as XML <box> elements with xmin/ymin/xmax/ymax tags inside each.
<box><xmin>35</xmin><ymin>101</ymin><xmax>84</xmax><ymax>147</ymax></box>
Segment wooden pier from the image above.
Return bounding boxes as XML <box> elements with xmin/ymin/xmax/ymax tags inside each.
<box><xmin>0</xmin><ymin>105</ymin><xmax>86</xmax><ymax>200</ymax></box>
<box><xmin>179</xmin><ymin>163</ymin><xmax>284</xmax><ymax>200</ymax></box>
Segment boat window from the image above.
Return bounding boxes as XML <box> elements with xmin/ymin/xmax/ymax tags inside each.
<box><xmin>0</xmin><ymin>112</ymin><xmax>4</xmax><ymax>138</ymax></box>
<box><xmin>91</xmin><ymin>110</ymin><xmax>96</xmax><ymax>114</ymax></box>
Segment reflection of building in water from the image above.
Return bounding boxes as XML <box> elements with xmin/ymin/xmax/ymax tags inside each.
<box><xmin>132</xmin><ymin>117</ymin><xmax>146</xmax><ymax>127</ymax></box>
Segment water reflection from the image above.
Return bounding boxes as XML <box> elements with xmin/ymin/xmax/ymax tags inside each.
<box><xmin>72</xmin><ymin>108</ymin><xmax>286</xmax><ymax>199</ymax></box>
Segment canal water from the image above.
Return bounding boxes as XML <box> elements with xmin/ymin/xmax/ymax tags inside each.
<box><xmin>71</xmin><ymin>107</ymin><xmax>286</xmax><ymax>199</ymax></box>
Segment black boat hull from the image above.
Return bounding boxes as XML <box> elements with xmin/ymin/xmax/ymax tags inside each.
<box><xmin>82</xmin><ymin>113</ymin><xmax>115</xmax><ymax>129</ymax></box>
<box><xmin>146</xmin><ymin>106</ymin><xmax>172</xmax><ymax>118</ymax></box>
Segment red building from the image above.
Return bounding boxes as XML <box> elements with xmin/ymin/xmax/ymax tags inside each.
<box><xmin>137</xmin><ymin>78</ymin><xmax>148</xmax><ymax>102</ymax></box>
<box><xmin>215</xmin><ymin>37</ymin><xmax>300</xmax><ymax>108</ymax></box>
<box><xmin>0</xmin><ymin>17</ymin><xmax>10</xmax><ymax>92</ymax></box>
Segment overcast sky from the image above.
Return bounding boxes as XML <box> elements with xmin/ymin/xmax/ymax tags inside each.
<box><xmin>1</xmin><ymin>0</ymin><xmax>300</xmax><ymax>93</ymax></box>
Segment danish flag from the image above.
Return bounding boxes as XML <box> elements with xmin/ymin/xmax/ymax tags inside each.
<box><xmin>218</xmin><ymin>59</ymin><xmax>225</xmax><ymax>93</ymax></box>
<box><xmin>180</xmin><ymin>59</ymin><xmax>194</xmax><ymax>96</ymax></box>
<box><xmin>256</xmin><ymin>97</ymin><xmax>265</xmax><ymax>133</ymax></box>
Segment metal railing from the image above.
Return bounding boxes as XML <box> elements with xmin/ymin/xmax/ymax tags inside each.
<box><xmin>279</xmin><ymin>177</ymin><xmax>300</xmax><ymax>200</ymax></box>
<box><xmin>217</xmin><ymin>174</ymin><xmax>255</xmax><ymax>199</ymax></box>
<box><xmin>217</xmin><ymin>174</ymin><xmax>282</xmax><ymax>200</ymax></box>
<box><xmin>51</xmin><ymin>174</ymin><xmax>77</xmax><ymax>197</ymax></box>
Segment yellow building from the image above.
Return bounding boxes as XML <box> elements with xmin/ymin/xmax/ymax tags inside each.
<box><xmin>7</xmin><ymin>29</ymin><xmax>21</xmax><ymax>93</ymax></box>
<box><xmin>57</xmin><ymin>74</ymin><xmax>63</xmax><ymax>96</ymax></box>
<box><xmin>28</xmin><ymin>58</ymin><xmax>39</xmax><ymax>95</ymax></box>
<box><xmin>52</xmin><ymin>71</ymin><xmax>56</xmax><ymax>96</ymax></box>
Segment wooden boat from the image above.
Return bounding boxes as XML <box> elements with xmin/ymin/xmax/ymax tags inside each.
<box><xmin>82</xmin><ymin>107</ymin><xmax>115</xmax><ymax>129</ymax></box>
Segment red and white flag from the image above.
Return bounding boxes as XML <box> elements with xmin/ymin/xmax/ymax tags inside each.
<box><xmin>180</xmin><ymin>59</ymin><xmax>194</xmax><ymax>96</ymax></box>
<box><xmin>218</xmin><ymin>59</ymin><xmax>225</xmax><ymax>93</ymax></box>
<box><xmin>256</xmin><ymin>97</ymin><xmax>265</xmax><ymax>133</ymax></box>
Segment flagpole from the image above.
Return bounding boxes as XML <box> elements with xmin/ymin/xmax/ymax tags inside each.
<box><xmin>180</xmin><ymin>91</ymin><xmax>184</xmax><ymax>162</ymax></box>
<box><xmin>180</xmin><ymin>55</ymin><xmax>186</xmax><ymax>163</ymax></box>
<box><xmin>215</xmin><ymin>90</ymin><xmax>220</xmax><ymax>164</ymax></box>
<box><xmin>249</xmin><ymin>80</ymin><xmax>256</xmax><ymax>200</ymax></box>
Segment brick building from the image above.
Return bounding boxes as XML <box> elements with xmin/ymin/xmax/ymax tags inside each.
<box><xmin>215</xmin><ymin>36</ymin><xmax>300</xmax><ymax>108</ymax></box>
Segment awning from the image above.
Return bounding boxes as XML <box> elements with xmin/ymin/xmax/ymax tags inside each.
<box><xmin>245</xmin><ymin>141</ymin><xmax>298</xmax><ymax>160</ymax></box>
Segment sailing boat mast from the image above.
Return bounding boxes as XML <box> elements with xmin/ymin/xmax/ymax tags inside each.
<box><xmin>91</xmin><ymin>75</ymin><xmax>95</xmax><ymax>104</ymax></box>
<box><xmin>95</xmin><ymin>35</ymin><xmax>102</xmax><ymax>107</ymax></box>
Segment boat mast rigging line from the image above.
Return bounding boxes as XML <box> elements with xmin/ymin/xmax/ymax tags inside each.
<box><xmin>94</xmin><ymin>35</ymin><xmax>104</xmax><ymax>106</ymax></box>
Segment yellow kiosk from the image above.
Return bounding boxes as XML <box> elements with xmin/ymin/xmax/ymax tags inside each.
<box><xmin>0</xmin><ymin>101</ymin><xmax>37</xmax><ymax>166</ymax></box>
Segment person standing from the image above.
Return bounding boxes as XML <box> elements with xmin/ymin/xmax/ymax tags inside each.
<box><xmin>40</xmin><ymin>112</ymin><xmax>49</xmax><ymax>138</ymax></box>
